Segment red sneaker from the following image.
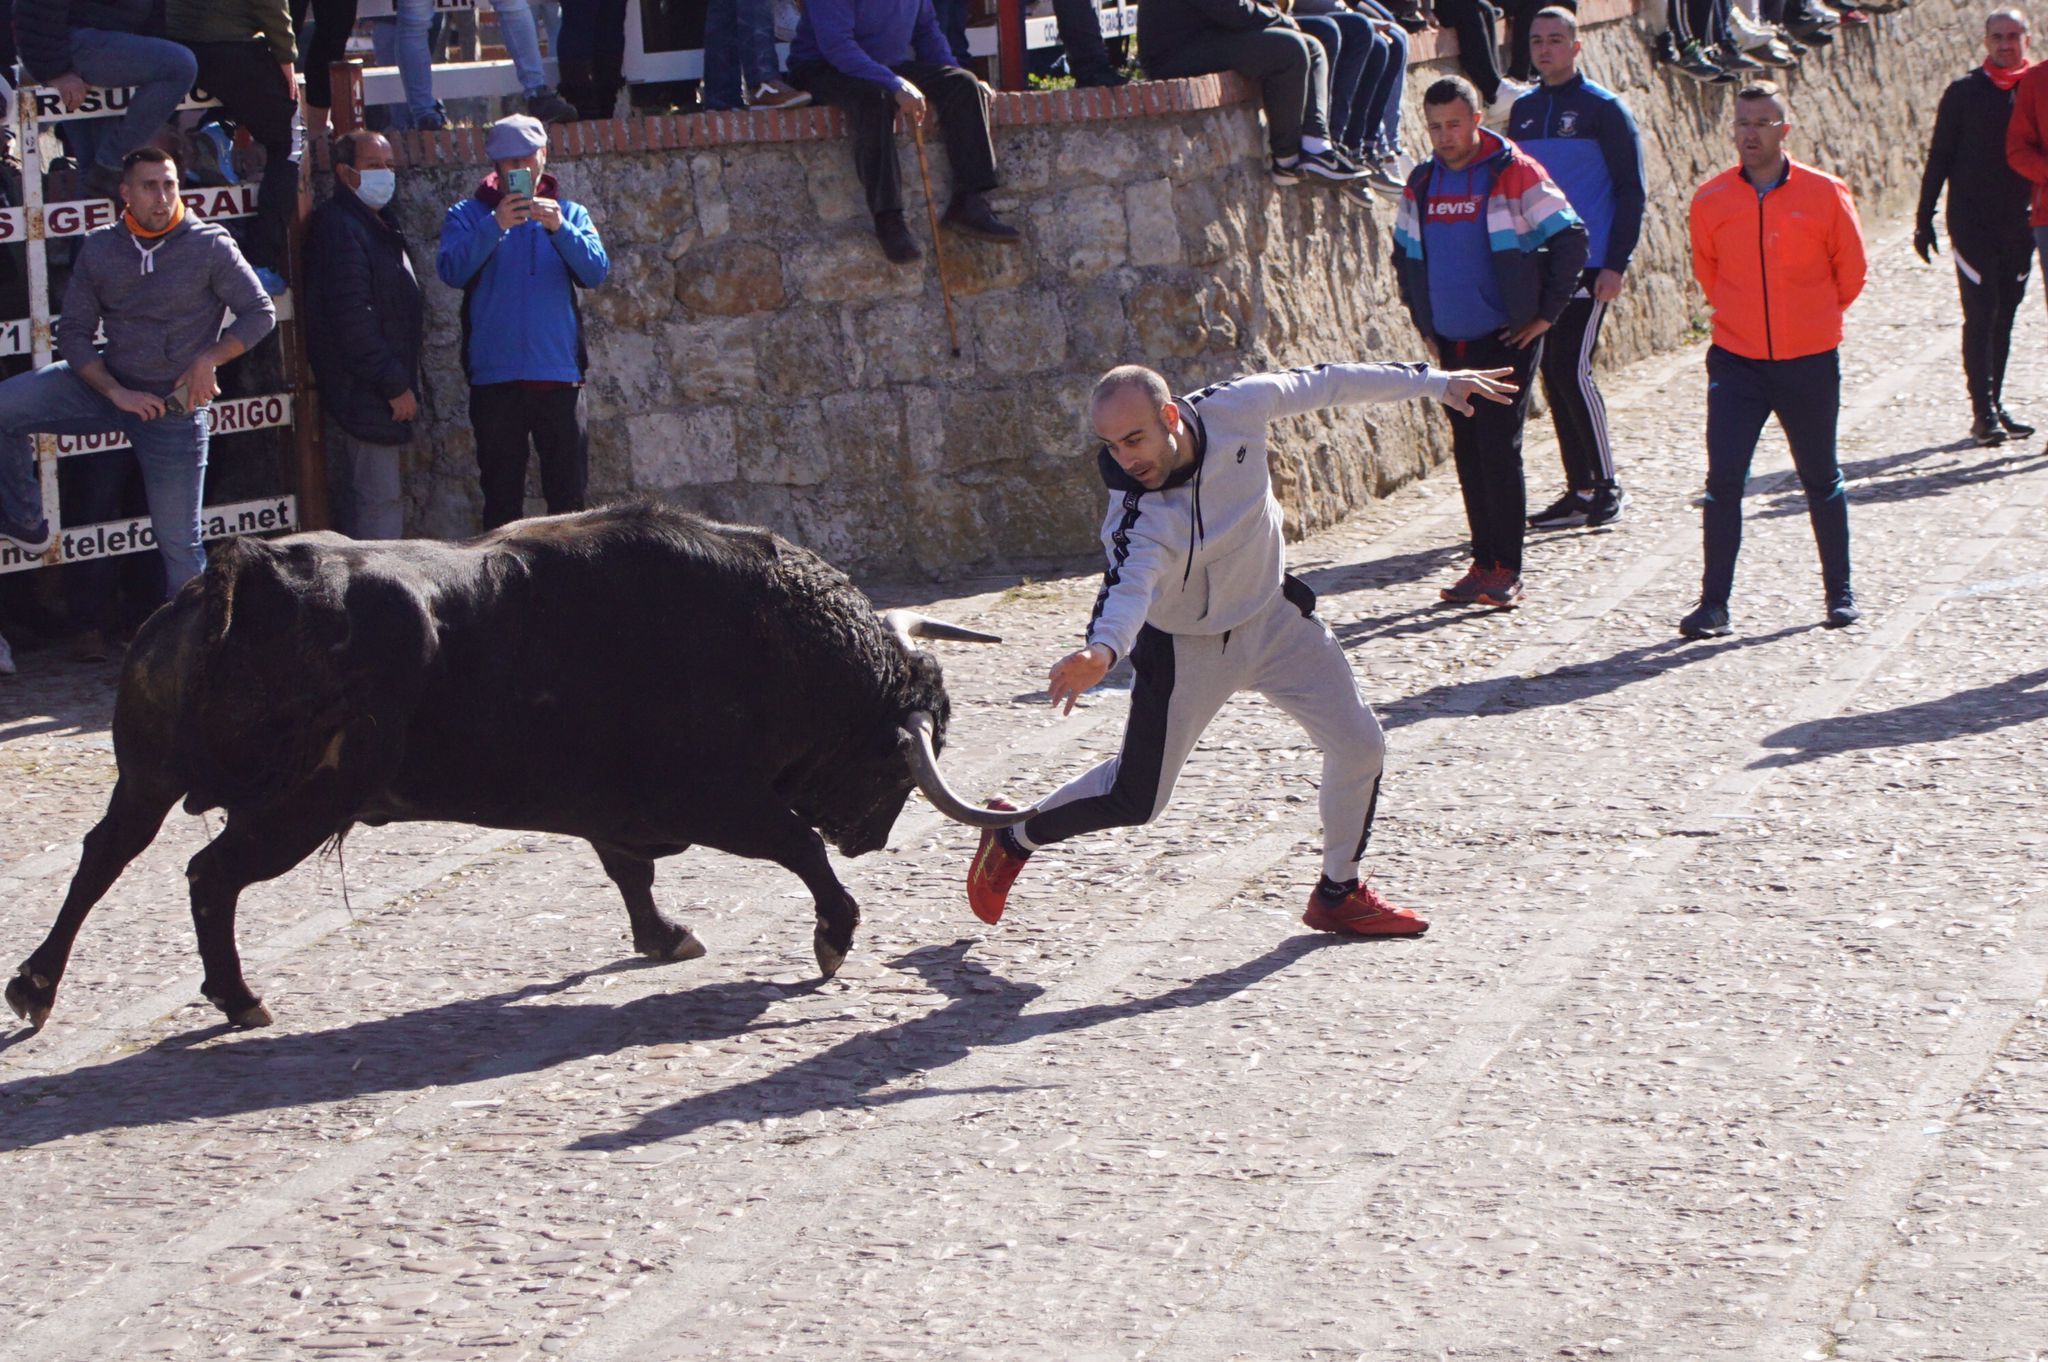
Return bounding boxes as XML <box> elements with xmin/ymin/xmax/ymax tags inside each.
<box><xmin>967</xmin><ymin>800</ymin><xmax>1029</xmax><ymax>925</ymax></box>
<box><xmin>1475</xmin><ymin>567</ymin><xmax>1523</xmax><ymax>609</ymax></box>
<box><xmin>1440</xmin><ymin>562</ymin><xmax>1487</xmax><ymax>604</ymax></box>
<box><xmin>1302</xmin><ymin>881</ymin><xmax>1429</xmax><ymax>937</ymax></box>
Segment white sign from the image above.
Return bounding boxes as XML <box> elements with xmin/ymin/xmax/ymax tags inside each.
<box><xmin>51</xmin><ymin>392</ymin><xmax>295</xmax><ymax>457</ymax></box>
<box><xmin>0</xmin><ymin>496</ymin><xmax>300</xmax><ymax>575</ymax></box>
<box><xmin>23</xmin><ymin>84</ymin><xmax>220</xmax><ymax>125</ymax></box>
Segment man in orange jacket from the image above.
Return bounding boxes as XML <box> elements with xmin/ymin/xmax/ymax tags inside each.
<box><xmin>1683</xmin><ymin>80</ymin><xmax>1867</xmax><ymax>640</ymax></box>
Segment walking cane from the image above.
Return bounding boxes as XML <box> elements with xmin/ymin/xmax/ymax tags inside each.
<box><xmin>908</xmin><ymin>112</ymin><xmax>963</xmax><ymax>358</ymax></box>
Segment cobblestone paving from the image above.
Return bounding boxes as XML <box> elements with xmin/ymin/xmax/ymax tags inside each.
<box><xmin>2</xmin><ymin>222</ymin><xmax>2044</xmax><ymax>1362</ymax></box>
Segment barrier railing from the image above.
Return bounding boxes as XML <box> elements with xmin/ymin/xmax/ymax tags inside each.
<box><xmin>0</xmin><ymin>81</ymin><xmax>308</xmax><ymax>576</ymax></box>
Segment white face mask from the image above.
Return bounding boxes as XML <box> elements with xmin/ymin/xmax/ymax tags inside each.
<box><xmin>354</xmin><ymin>167</ymin><xmax>397</xmax><ymax>210</ymax></box>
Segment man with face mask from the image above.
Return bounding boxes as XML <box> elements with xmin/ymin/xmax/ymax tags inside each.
<box><xmin>963</xmin><ymin>358</ymin><xmax>1516</xmax><ymax>941</ymax></box>
<box><xmin>306</xmin><ymin>131</ymin><xmax>424</xmax><ymax>539</ymax></box>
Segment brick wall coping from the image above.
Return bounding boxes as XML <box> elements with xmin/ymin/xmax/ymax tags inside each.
<box><xmin>327</xmin><ymin>0</ymin><xmax>1640</xmax><ymax>171</ymax></box>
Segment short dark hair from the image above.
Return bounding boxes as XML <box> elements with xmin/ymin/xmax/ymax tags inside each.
<box><xmin>1092</xmin><ymin>365</ymin><xmax>1171</xmax><ymax>411</ymax></box>
<box><xmin>1423</xmin><ymin>75</ymin><xmax>1483</xmax><ymax>114</ymax></box>
<box><xmin>330</xmin><ymin>130</ymin><xmax>387</xmax><ymax>169</ymax></box>
<box><xmin>1736</xmin><ymin>80</ymin><xmax>1791</xmax><ymax>115</ymax></box>
<box><xmin>1531</xmin><ymin>5</ymin><xmax>1579</xmax><ymax>36</ymax></box>
<box><xmin>120</xmin><ymin>146</ymin><xmax>175</xmax><ymax>177</ymax></box>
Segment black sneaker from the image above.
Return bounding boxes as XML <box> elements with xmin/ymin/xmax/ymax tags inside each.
<box><xmin>1528</xmin><ymin>490</ymin><xmax>1591</xmax><ymax>530</ymax></box>
<box><xmin>1675</xmin><ymin>39</ymin><xmax>1727</xmax><ymax>81</ymax></box>
<box><xmin>1295</xmin><ymin>148</ymin><xmax>1366</xmax><ymax>183</ymax></box>
<box><xmin>1825</xmin><ymin>589</ymin><xmax>1861</xmax><ymax>629</ymax></box>
<box><xmin>1997</xmin><ymin>406</ymin><xmax>2035</xmax><ymax>438</ymax></box>
<box><xmin>1271</xmin><ymin>156</ymin><xmax>1306</xmax><ymax>187</ymax></box>
<box><xmin>0</xmin><ymin>513</ymin><xmax>52</xmax><ymax>551</ymax></box>
<box><xmin>874</xmin><ymin>211</ymin><xmax>921</xmax><ymax>264</ymax></box>
<box><xmin>526</xmin><ymin>86</ymin><xmax>580</xmax><ymax>123</ymax></box>
<box><xmin>1715</xmin><ymin>43</ymin><xmax>1765</xmax><ymax>70</ymax></box>
<box><xmin>1971</xmin><ymin>416</ymin><xmax>2008</xmax><ymax>447</ymax></box>
<box><xmin>1678</xmin><ymin>601</ymin><xmax>1732</xmax><ymax>638</ymax></box>
<box><xmin>1585</xmin><ymin>485</ymin><xmax>1628</xmax><ymax>528</ymax></box>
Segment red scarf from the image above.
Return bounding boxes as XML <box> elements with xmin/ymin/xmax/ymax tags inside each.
<box><xmin>1986</xmin><ymin>57</ymin><xmax>2033</xmax><ymax>92</ymax></box>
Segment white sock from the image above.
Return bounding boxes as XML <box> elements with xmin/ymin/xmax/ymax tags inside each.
<box><xmin>1009</xmin><ymin>822</ymin><xmax>1040</xmax><ymax>853</ymax></box>
<box><xmin>1277</xmin><ymin>152</ymin><xmax>1302</xmax><ymax>166</ymax></box>
<box><xmin>1301</xmin><ymin>135</ymin><xmax>1333</xmax><ymax>155</ymax></box>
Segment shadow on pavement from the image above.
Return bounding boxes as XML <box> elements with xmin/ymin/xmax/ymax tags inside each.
<box><xmin>1754</xmin><ymin>447</ymin><xmax>2048</xmax><ymax>521</ymax></box>
<box><xmin>1751</xmin><ymin>668</ymin><xmax>2048</xmax><ymax>768</ymax></box>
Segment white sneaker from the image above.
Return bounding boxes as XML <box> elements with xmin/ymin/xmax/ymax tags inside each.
<box><xmin>0</xmin><ymin>630</ymin><xmax>16</xmax><ymax>676</ymax></box>
<box><xmin>1728</xmin><ymin>5</ymin><xmax>1778</xmax><ymax>47</ymax></box>
<box><xmin>1487</xmin><ymin>79</ymin><xmax>1531</xmax><ymax>125</ymax></box>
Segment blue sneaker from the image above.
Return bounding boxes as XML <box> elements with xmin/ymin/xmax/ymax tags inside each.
<box><xmin>0</xmin><ymin>513</ymin><xmax>53</xmax><ymax>553</ymax></box>
<box><xmin>255</xmin><ymin>267</ymin><xmax>289</xmax><ymax>296</ymax></box>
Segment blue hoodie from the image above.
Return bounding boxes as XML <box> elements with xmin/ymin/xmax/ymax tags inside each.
<box><xmin>436</xmin><ymin>172</ymin><xmax>610</xmax><ymax>386</ymax></box>
<box><xmin>787</xmin><ymin>0</ymin><xmax>961</xmax><ymax>90</ymax></box>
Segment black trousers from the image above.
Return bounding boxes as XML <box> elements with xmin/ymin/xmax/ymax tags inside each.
<box><xmin>186</xmin><ymin>40</ymin><xmax>298</xmax><ymax>276</ymax></box>
<box><xmin>291</xmin><ymin>0</ymin><xmax>360</xmax><ymax>109</ymax></box>
<box><xmin>787</xmin><ymin>60</ymin><xmax>998</xmax><ymax>219</ymax></box>
<box><xmin>1053</xmin><ymin>0</ymin><xmax>1118</xmax><ymax>82</ymax></box>
<box><xmin>1539</xmin><ymin>270</ymin><xmax>1618</xmax><ymax>492</ymax></box>
<box><xmin>1433</xmin><ymin>0</ymin><xmax>1503</xmax><ymax>102</ymax></box>
<box><xmin>1701</xmin><ymin>346</ymin><xmax>1849</xmax><ymax>606</ymax></box>
<box><xmin>1147</xmin><ymin>27</ymin><xmax>1330</xmax><ymax>158</ymax></box>
<box><xmin>471</xmin><ymin>383</ymin><xmax>588</xmax><ymax>529</ymax></box>
<box><xmin>1951</xmin><ymin>221</ymin><xmax>2032</xmax><ymax>422</ymax></box>
<box><xmin>1438</xmin><ymin>331</ymin><xmax>1543</xmax><ymax>575</ymax></box>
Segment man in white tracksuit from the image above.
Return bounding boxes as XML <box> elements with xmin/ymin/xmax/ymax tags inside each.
<box><xmin>968</xmin><ymin>359</ymin><xmax>1515</xmax><ymax>937</ymax></box>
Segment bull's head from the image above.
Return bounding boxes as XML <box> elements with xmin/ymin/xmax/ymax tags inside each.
<box><xmin>880</xmin><ymin>611</ymin><xmax>1038</xmax><ymax>833</ymax></box>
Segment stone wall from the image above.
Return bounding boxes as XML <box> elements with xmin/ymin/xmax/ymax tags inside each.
<box><xmin>361</xmin><ymin>0</ymin><xmax>1979</xmax><ymax>576</ymax></box>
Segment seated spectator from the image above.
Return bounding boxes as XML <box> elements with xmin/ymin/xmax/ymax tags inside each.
<box><xmin>395</xmin><ymin>0</ymin><xmax>577</xmax><ymax>129</ymax></box>
<box><xmin>1294</xmin><ymin>0</ymin><xmax>1404</xmax><ymax>192</ymax></box>
<box><xmin>703</xmin><ymin>0</ymin><xmax>814</xmax><ymax>110</ymax></box>
<box><xmin>165</xmin><ymin>0</ymin><xmax>299</xmax><ymax>293</ymax></box>
<box><xmin>307</xmin><ymin>132</ymin><xmax>424</xmax><ymax>539</ymax></box>
<box><xmin>13</xmin><ymin>0</ymin><xmax>200</xmax><ymax>202</ymax></box>
<box><xmin>1422</xmin><ymin>0</ymin><xmax>1528</xmax><ymax>121</ymax></box>
<box><xmin>786</xmin><ymin>0</ymin><xmax>1022</xmax><ymax>263</ymax></box>
<box><xmin>435</xmin><ymin>116</ymin><xmax>609</xmax><ymax>529</ymax></box>
<box><xmin>0</xmin><ymin>149</ymin><xmax>276</xmax><ymax>589</ymax></box>
<box><xmin>1348</xmin><ymin>0</ymin><xmax>1413</xmax><ymax>183</ymax></box>
<box><xmin>1136</xmin><ymin>0</ymin><xmax>1363</xmax><ymax>185</ymax></box>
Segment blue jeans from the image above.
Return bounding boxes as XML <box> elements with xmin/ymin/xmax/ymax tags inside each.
<box><xmin>1298</xmin><ymin>14</ymin><xmax>1378</xmax><ymax>153</ymax></box>
<box><xmin>1700</xmin><ymin>345</ymin><xmax>1849</xmax><ymax>606</ymax></box>
<box><xmin>69</xmin><ymin>29</ymin><xmax>200</xmax><ymax>174</ymax></box>
<box><xmin>398</xmin><ymin>0</ymin><xmax>551</xmax><ymax>117</ymax></box>
<box><xmin>1351</xmin><ymin>3</ymin><xmax>1408</xmax><ymax>151</ymax></box>
<box><xmin>0</xmin><ymin>363</ymin><xmax>211</xmax><ymax>588</ymax></box>
<box><xmin>702</xmin><ymin>0</ymin><xmax>782</xmax><ymax>109</ymax></box>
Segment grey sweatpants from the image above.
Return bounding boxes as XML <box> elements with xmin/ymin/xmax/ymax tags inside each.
<box><xmin>324</xmin><ymin>417</ymin><xmax>408</xmax><ymax>540</ymax></box>
<box><xmin>1018</xmin><ymin>586</ymin><xmax>1386</xmax><ymax>882</ymax></box>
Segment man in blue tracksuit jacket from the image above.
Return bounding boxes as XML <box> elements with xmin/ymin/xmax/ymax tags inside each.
<box><xmin>438</xmin><ymin>114</ymin><xmax>610</xmax><ymax>530</ymax></box>
<box><xmin>1506</xmin><ymin>6</ymin><xmax>1645</xmax><ymax>531</ymax></box>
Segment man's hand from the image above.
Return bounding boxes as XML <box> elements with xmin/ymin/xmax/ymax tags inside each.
<box><xmin>1593</xmin><ymin>267</ymin><xmax>1625</xmax><ymax>302</ymax></box>
<box><xmin>51</xmin><ymin>73</ymin><xmax>89</xmax><ymax>113</ymax></box>
<box><xmin>494</xmin><ymin>192</ymin><xmax>532</xmax><ymax>232</ymax></box>
<box><xmin>1913</xmin><ymin>223</ymin><xmax>1939</xmax><ymax>264</ymax></box>
<box><xmin>176</xmin><ymin>358</ymin><xmax>220</xmax><ymax>409</ymax></box>
<box><xmin>895</xmin><ymin>81</ymin><xmax>927</xmax><ymax>125</ymax></box>
<box><xmin>280</xmin><ymin>60</ymin><xmax>299</xmax><ymax>99</ymax></box>
<box><xmin>529</xmin><ymin>196</ymin><xmax>563</xmax><ymax>233</ymax></box>
<box><xmin>389</xmin><ymin>389</ymin><xmax>419</xmax><ymax>421</ymax></box>
<box><xmin>108</xmin><ymin>387</ymin><xmax>166</xmax><ymax>421</ymax></box>
<box><xmin>1047</xmin><ymin>644</ymin><xmax>1115</xmax><ymax>715</ymax></box>
<box><xmin>1438</xmin><ymin>367</ymin><xmax>1518</xmax><ymax>416</ymax></box>
<box><xmin>1501</xmin><ymin>317</ymin><xmax>1552</xmax><ymax>349</ymax></box>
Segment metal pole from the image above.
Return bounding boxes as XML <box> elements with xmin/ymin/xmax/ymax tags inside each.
<box><xmin>18</xmin><ymin>84</ymin><xmax>60</xmax><ymax>566</ymax></box>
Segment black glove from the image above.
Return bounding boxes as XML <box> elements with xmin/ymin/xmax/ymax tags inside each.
<box><xmin>1913</xmin><ymin>223</ymin><xmax>1938</xmax><ymax>264</ymax></box>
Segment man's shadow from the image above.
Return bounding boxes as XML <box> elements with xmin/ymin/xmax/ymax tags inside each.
<box><xmin>1752</xmin><ymin>446</ymin><xmax>2048</xmax><ymax>521</ymax></box>
<box><xmin>1752</xmin><ymin>668</ymin><xmax>2048</xmax><ymax>768</ymax></box>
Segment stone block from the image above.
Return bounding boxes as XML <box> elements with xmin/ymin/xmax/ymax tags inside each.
<box><xmin>820</xmin><ymin>390</ymin><xmax>906</xmax><ymax>482</ymax></box>
<box><xmin>1053</xmin><ymin>126</ymin><xmax>1148</xmax><ymax>186</ymax></box>
<box><xmin>1029</xmin><ymin>185</ymin><xmax>1127</xmax><ymax>278</ymax></box>
<box><xmin>582</xmin><ymin>329</ymin><xmax>665</xmax><ymax>420</ymax></box>
<box><xmin>1173</xmin><ymin>178</ymin><xmax>1232</xmax><ymax>265</ymax></box>
<box><xmin>721</xmin><ymin>147</ymin><xmax>810</xmax><ymax>236</ymax></box>
<box><xmin>756</xmin><ymin>305</ymin><xmax>855</xmax><ymax>395</ymax></box>
<box><xmin>967</xmin><ymin>288</ymin><xmax>1068</xmax><ymax>375</ymax></box>
<box><xmin>1064</xmin><ymin>279</ymin><xmax>1133</xmax><ymax>369</ymax></box>
<box><xmin>1000</xmin><ymin>128</ymin><xmax>1057</xmax><ymax>194</ymax></box>
<box><xmin>940</xmin><ymin>234</ymin><xmax>1032</xmax><ymax>295</ymax></box>
<box><xmin>663</xmin><ymin>318</ymin><xmax>760</xmax><ymax>401</ymax></box>
<box><xmin>804</xmin><ymin>145</ymin><xmax>869</xmax><ymax>224</ymax></box>
<box><xmin>1124</xmin><ymin>177</ymin><xmax>1181</xmax><ymax>267</ymax></box>
<box><xmin>787</xmin><ymin>230</ymin><xmax>924</xmax><ymax>304</ymax></box>
<box><xmin>741</xmin><ymin>400</ymin><xmax>832</xmax><ymax>487</ymax></box>
<box><xmin>690</xmin><ymin>153</ymin><xmax>730</xmax><ymax>238</ymax></box>
<box><xmin>673</xmin><ymin>240</ymin><xmax>788</xmax><ymax>317</ymax></box>
<box><xmin>627</xmin><ymin>406</ymin><xmax>739</xmax><ymax>487</ymax></box>
<box><xmin>859</xmin><ymin>299</ymin><xmax>963</xmax><ymax>385</ymax></box>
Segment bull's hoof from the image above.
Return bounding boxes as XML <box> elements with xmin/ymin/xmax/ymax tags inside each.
<box><xmin>227</xmin><ymin>1001</ymin><xmax>274</xmax><ymax>1029</ymax></box>
<box><xmin>638</xmin><ymin>927</ymin><xmax>707</xmax><ymax>963</ymax></box>
<box><xmin>5</xmin><ymin>973</ymin><xmax>52</xmax><ymax>1033</ymax></box>
<box><xmin>813</xmin><ymin>927</ymin><xmax>849</xmax><ymax>980</ymax></box>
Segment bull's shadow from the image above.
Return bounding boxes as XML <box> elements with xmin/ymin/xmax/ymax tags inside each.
<box><xmin>573</xmin><ymin>932</ymin><xmax>1342</xmax><ymax>1149</ymax></box>
<box><xmin>1751</xmin><ymin>667</ymin><xmax>2048</xmax><ymax>768</ymax></box>
<box><xmin>0</xmin><ymin>936</ymin><xmax>1335</xmax><ymax>1152</ymax></box>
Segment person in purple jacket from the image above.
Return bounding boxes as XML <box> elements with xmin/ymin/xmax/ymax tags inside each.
<box><xmin>786</xmin><ymin>0</ymin><xmax>1021</xmax><ymax>263</ymax></box>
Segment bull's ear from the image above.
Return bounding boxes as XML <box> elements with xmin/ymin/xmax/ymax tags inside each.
<box><xmin>201</xmin><ymin>536</ymin><xmax>263</xmax><ymax>644</ymax></box>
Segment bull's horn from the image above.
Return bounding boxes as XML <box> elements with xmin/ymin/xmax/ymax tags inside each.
<box><xmin>899</xmin><ymin>711</ymin><xmax>1037</xmax><ymax>828</ymax></box>
<box><xmin>880</xmin><ymin>609</ymin><xmax>1002</xmax><ymax>652</ymax></box>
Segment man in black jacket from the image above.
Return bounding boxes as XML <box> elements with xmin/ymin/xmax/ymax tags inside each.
<box><xmin>1137</xmin><ymin>0</ymin><xmax>1361</xmax><ymax>184</ymax></box>
<box><xmin>1918</xmin><ymin>9</ymin><xmax>2036</xmax><ymax>447</ymax></box>
<box><xmin>305</xmin><ymin>132</ymin><xmax>424</xmax><ymax>539</ymax></box>
<box><xmin>14</xmin><ymin>0</ymin><xmax>199</xmax><ymax>202</ymax></box>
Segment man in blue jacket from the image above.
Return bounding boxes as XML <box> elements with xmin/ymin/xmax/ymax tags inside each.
<box><xmin>437</xmin><ymin>115</ymin><xmax>610</xmax><ymax>530</ymax></box>
<box><xmin>1506</xmin><ymin>6</ymin><xmax>1646</xmax><ymax>531</ymax></box>
<box><xmin>786</xmin><ymin>0</ymin><xmax>1020</xmax><ymax>263</ymax></box>
<box><xmin>307</xmin><ymin>131</ymin><xmax>424</xmax><ymax>539</ymax></box>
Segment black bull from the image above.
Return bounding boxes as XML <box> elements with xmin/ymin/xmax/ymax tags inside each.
<box><xmin>6</xmin><ymin>506</ymin><xmax>1034</xmax><ymax>1032</ymax></box>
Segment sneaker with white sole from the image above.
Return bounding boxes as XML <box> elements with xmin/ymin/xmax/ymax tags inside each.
<box><xmin>1528</xmin><ymin>490</ymin><xmax>1592</xmax><ymax>530</ymax></box>
<box><xmin>1294</xmin><ymin>147</ymin><xmax>1366</xmax><ymax>182</ymax></box>
<box><xmin>749</xmin><ymin>80</ymin><xmax>812</xmax><ymax>110</ymax></box>
<box><xmin>1584</xmin><ymin>485</ymin><xmax>1628</xmax><ymax>528</ymax></box>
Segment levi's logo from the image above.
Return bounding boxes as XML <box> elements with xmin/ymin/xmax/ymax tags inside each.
<box><xmin>1425</xmin><ymin>193</ymin><xmax>1485</xmax><ymax>220</ymax></box>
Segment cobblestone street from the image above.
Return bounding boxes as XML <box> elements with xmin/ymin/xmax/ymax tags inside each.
<box><xmin>2</xmin><ymin>218</ymin><xmax>2044</xmax><ymax>1362</ymax></box>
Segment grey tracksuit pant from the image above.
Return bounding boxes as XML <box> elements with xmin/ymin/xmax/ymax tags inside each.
<box><xmin>1018</xmin><ymin>585</ymin><xmax>1386</xmax><ymax>883</ymax></box>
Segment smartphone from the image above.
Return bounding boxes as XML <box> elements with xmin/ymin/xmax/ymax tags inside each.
<box><xmin>507</xmin><ymin>167</ymin><xmax>534</xmax><ymax>198</ymax></box>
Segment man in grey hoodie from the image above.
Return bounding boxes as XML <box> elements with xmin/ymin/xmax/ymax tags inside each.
<box><xmin>0</xmin><ymin>148</ymin><xmax>275</xmax><ymax>589</ymax></box>
<box><xmin>967</xmin><ymin>358</ymin><xmax>1513</xmax><ymax>939</ymax></box>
